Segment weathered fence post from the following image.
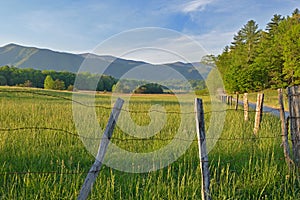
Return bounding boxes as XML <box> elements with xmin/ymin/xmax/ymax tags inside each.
<box><xmin>253</xmin><ymin>93</ymin><xmax>264</xmax><ymax>135</ymax></box>
<box><xmin>227</xmin><ymin>96</ymin><xmax>233</xmax><ymax>106</ymax></box>
<box><xmin>195</xmin><ymin>98</ymin><xmax>211</xmax><ymax>200</ymax></box>
<box><xmin>278</xmin><ymin>89</ymin><xmax>293</xmax><ymax>168</ymax></box>
<box><xmin>287</xmin><ymin>86</ymin><xmax>300</xmax><ymax>166</ymax></box>
<box><xmin>78</xmin><ymin>98</ymin><xmax>124</xmax><ymax>200</ymax></box>
<box><xmin>243</xmin><ymin>93</ymin><xmax>249</xmax><ymax>121</ymax></box>
<box><xmin>235</xmin><ymin>92</ymin><xmax>239</xmax><ymax>111</ymax></box>
<box><xmin>222</xmin><ymin>95</ymin><xmax>226</xmax><ymax>103</ymax></box>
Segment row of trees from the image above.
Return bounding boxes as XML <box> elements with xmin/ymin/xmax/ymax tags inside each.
<box><xmin>112</xmin><ymin>80</ymin><xmax>164</xmax><ymax>94</ymax></box>
<box><xmin>0</xmin><ymin>66</ymin><xmax>117</xmax><ymax>91</ymax></box>
<box><xmin>112</xmin><ymin>79</ymin><xmax>205</xmax><ymax>94</ymax></box>
<box><xmin>0</xmin><ymin>65</ymin><xmax>205</xmax><ymax>93</ymax></box>
<box><xmin>216</xmin><ymin>9</ymin><xmax>300</xmax><ymax>93</ymax></box>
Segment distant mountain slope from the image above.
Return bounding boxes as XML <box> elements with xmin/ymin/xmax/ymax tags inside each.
<box><xmin>0</xmin><ymin>43</ymin><xmax>212</xmax><ymax>80</ymax></box>
<box><xmin>0</xmin><ymin>43</ymin><xmax>84</xmax><ymax>72</ymax></box>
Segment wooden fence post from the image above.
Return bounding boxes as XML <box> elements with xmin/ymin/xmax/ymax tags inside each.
<box><xmin>235</xmin><ymin>92</ymin><xmax>239</xmax><ymax>111</ymax></box>
<box><xmin>227</xmin><ymin>96</ymin><xmax>233</xmax><ymax>106</ymax></box>
<box><xmin>287</xmin><ymin>86</ymin><xmax>300</xmax><ymax>166</ymax></box>
<box><xmin>195</xmin><ymin>98</ymin><xmax>211</xmax><ymax>200</ymax></box>
<box><xmin>278</xmin><ymin>89</ymin><xmax>293</xmax><ymax>168</ymax></box>
<box><xmin>253</xmin><ymin>93</ymin><xmax>264</xmax><ymax>135</ymax></box>
<box><xmin>78</xmin><ymin>98</ymin><xmax>124</xmax><ymax>200</ymax></box>
<box><xmin>243</xmin><ymin>93</ymin><xmax>249</xmax><ymax>121</ymax></box>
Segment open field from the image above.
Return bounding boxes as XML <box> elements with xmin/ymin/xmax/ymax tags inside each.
<box><xmin>0</xmin><ymin>87</ymin><xmax>299</xmax><ymax>199</ymax></box>
<box><xmin>242</xmin><ymin>89</ymin><xmax>289</xmax><ymax>110</ymax></box>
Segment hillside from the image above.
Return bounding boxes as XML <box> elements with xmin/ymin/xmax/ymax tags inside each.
<box><xmin>0</xmin><ymin>43</ymin><xmax>212</xmax><ymax>80</ymax></box>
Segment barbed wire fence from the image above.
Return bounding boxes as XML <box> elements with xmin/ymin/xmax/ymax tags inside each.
<box><xmin>0</xmin><ymin>89</ymin><xmax>289</xmax><ymax>177</ymax></box>
<box><xmin>0</xmin><ymin>90</ymin><xmax>291</xmax><ymax>168</ymax></box>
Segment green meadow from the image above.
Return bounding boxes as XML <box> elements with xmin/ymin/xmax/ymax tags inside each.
<box><xmin>0</xmin><ymin>87</ymin><xmax>299</xmax><ymax>199</ymax></box>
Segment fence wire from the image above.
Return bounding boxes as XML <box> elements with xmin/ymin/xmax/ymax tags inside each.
<box><xmin>0</xmin><ymin>126</ymin><xmax>283</xmax><ymax>142</ymax></box>
<box><xmin>0</xmin><ymin>89</ymin><xmax>289</xmax><ymax>177</ymax></box>
<box><xmin>0</xmin><ymin>89</ymin><xmax>281</xmax><ymax>114</ymax></box>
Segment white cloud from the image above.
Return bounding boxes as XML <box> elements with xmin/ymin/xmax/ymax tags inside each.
<box><xmin>160</xmin><ymin>0</ymin><xmax>216</xmax><ymax>15</ymax></box>
<box><xmin>181</xmin><ymin>0</ymin><xmax>215</xmax><ymax>13</ymax></box>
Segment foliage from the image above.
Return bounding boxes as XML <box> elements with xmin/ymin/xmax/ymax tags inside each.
<box><xmin>53</xmin><ymin>79</ymin><xmax>65</xmax><ymax>90</ymax></box>
<box><xmin>195</xmin><ymin>88</ymin><xmax>209</xmax><ymax>96</ymax></box>
<box><xmin>133</xmin><ymin>83</ymin><xmax>164</xmax><ymax>94</ymax></box>
<box><xmin>0</xmin><ymin>65</ymin><xmax>117</xmax><ymax>91</ymax></box>
<box><xmin>17</xmin><ymin>80</ymin><xmax>33</xmax><ymax>87</ymax></box>
<box><xmin>200</xmin><ymin>54</ymin><xmax>217</xmax><ymax>66</ymax></box>
<box><xmin>67</xmin><ymin>84</ymin><xmax>75</xmax><ymax>91</ymax></box>
<box><xmin>44</xmin><ymin>75</ymin><xmax>55</xmax><ymax>89</ymax></box>
<box><xmin>24</xmin><ymin>80</ymin><xmax>33</xmax><ymax>87</ymax></box>
<box><xmin>0</xmin><ymin>63</ymin><xmax>206</xmax><ymax>93</ymax></box>
<box><xmin>217</xmin><ymin>9</ymin><xmax>300</xmax><ymax>93</ymax></box>
<box><xmin>112</xmin><ymin>79</ymin><xmax>205</xmax><ymax>94</ymax></box>
<box><xmin>74</xmin><ymin>72</ymin><xmax>117</xmax><ymax>91</ymax></box>
<box><xmin>0</xmin><ymin>75</ymin><xmax>7</xmax><ymax>85</ymax></box>
<box><xmin>112</xmin><ymin>79</ymin><xmax>163</xmax><ymax>94</ymax></box>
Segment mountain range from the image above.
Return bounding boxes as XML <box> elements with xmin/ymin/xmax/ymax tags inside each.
<box><xmin>0</xmin><ymin>43</ymin><xmax>211</xmax><ymax>80</ymax></box>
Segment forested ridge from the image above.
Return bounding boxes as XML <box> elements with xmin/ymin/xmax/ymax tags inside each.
<box><xmin>216</xmin><ymin>8</ymin><xmax>300</xmax><ymax>93</ymax></box>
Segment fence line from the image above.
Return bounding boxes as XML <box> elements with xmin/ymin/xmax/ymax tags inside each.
<box><xmin>0</xmin><ymin>89</ymin><xmax>281</xmax><ymax>114</ymax></box>
<box><xmin>0</xmin><ymin>126</ymin><xmax>283</xmax><ymax>142</ymax></box>
<box><xmin>0</xmin><ymin>89</ymin><xmax>290</xmax><ymax>189</ymax></box>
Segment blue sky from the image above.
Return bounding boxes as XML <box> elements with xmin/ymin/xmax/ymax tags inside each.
<box><xmin>0</xmin><ymin>0</ymin><xmax>298</xmax><ymax>63</ymax></box>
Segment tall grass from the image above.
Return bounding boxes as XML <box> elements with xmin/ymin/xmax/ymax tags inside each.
<box><xmin>244</xmin><ymin>89</ymin><xmax>289</xmax><ymax>110</ymax></box>
<box><xmin>0</xmin><ymin>87</ymin><xmax>299</xmax><ymax>199</ymax></box>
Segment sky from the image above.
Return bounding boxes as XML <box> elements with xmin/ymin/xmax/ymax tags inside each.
<box><xmin>0</xmin><ymin>0</ymin><xmax>298</xmax><ymax>64</ymax></box>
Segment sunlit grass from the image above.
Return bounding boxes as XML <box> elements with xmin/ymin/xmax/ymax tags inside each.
<box><xmin>0</xmin><ymin>87</ymin><xmax>299</xmax><ymax>199</ymax></box>
<box><xmin>242</xmin><ymin>89</ymin><xmax>289</xmax><ymax>111</ymax></box>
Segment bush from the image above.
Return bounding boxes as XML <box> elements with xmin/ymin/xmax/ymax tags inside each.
<box><xmin>67</xmin><ymin>85</ymin><xmax>75</xmax><ymax>91</ymax></box>
<box><xmin>195</xmin><ymin>88</ymin><xmax>209</xmax><ymax>96</ymax></box>
<box><xmin>44</xmin><ymin>75</ymin><xmax>54</xmax><ymax>89</ymax></box>
<box><xmin>134</xmin><ymin>83</ymin><xmax>164</xmax><ymax>94</ymax></box>
<box><xmin>23</xmin><ymin>80</ymin><xmax>33</xmax><ymax>87</ymax></box>
<box><xmin>53</xmin><ymin>79</ymin><xmax>65</xmax><ymax>90</ymax></box>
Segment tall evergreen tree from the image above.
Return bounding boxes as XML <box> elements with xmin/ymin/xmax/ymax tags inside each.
<box><xmin>254</xmin><ymin>14</ymin><xmax>285</xmax><ymax>88</ymax></box>
<box><xmin>280</xmin><ymin>11</ymin><xmax>300</xmax><ymax>85</ymax></box>
<box><xmin>216</xmin><ymin>9</ymin><xmax>300</xmax><ymax>92</ymax></box>
<box><xmin>218</xmin><ymin>20</ymin><xmax>261</xmax><ymax>92</ymax></box>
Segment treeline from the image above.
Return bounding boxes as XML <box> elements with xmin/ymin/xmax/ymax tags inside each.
<box><xmin>113</xmin><ymin>79</ymin><xmax>205</xmax><ymax>94</ymax></box>
<box><xmin>216</xmin><ymin>8</ymin><xmax>300</xmax><ymax>93</ymax></box>
<box><xmin>0</xmin><ymin>66</ymin><xmax>117</xmax><ymax>91</ymax></box>
<box><xmin>0</xmin><ymin>65</ymin><xmax>205</xmax><ymax>93</ymax></box>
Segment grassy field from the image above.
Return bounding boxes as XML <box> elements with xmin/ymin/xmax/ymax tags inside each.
<box><xmin>241</xmin><ymin>89</ymin><xmax>289</xmax><ymax>110</ymax></box>
<box><xmin>0</xmin><ymin>86</ymin><xmax>299</xmax><ymax>199</ymax></box>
